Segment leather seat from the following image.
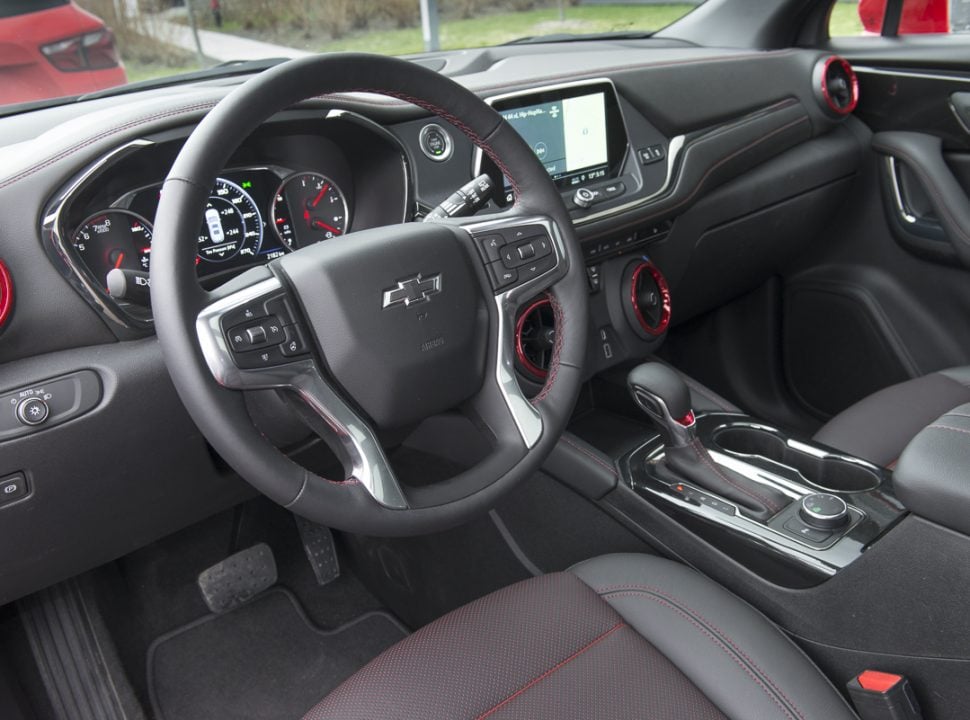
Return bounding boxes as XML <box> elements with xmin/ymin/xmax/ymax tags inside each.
<box><xmin>303</xmin><ymin>554</ymin><xmax>856</xmax><ymax>720</ymax></box>
<box><xmin>814</xmin><ymin>366</ymin><xmax>970</xmax><ymax>468</ymax></box>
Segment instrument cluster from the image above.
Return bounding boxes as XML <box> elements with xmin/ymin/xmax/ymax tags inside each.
<box><xmin>71</xmin><ymin>166</ymin><xmax>351</xmax><ymax>287</ymax></box>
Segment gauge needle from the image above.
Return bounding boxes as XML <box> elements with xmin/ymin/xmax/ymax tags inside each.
<box><xmin>311</xmin><ymin>219</ymin><xmax>342</xmax><ymax>235</ymax></box>
<box><xmin>309</xmin><ymin>183</ymin><xmax>330</xmax><ymax>209</ymax></box>
<box><xmin>113</xmin><ymin>252</ymin><xmax>125</xmax><ymax>269</ymax></box>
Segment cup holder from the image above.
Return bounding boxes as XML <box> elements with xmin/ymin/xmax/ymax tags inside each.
<box><xmin>713</xmin><ymin>426</ymin><xmax>881</xmax><ymax>493</ymax></box>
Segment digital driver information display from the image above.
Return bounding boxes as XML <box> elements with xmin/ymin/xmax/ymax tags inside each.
<box><xmin>501</xmin><ymin>92</ymin><xmax>609</xmax><ymax>187</ymax></box>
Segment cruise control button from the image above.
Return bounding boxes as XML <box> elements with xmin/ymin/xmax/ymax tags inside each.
<box><xmin>281</xmin><ymin>324</ymin><xmax>310</xmax><ymax>357</ymax></box>
<box><xmin>234</xmin><ymin>345</ymin><xmax>288</xmax><ymax>369</ymax></box>
<box><xmin>222</xmin><ymin>301</ymin><xmax>266</xmax><ymax>330</ymax></box>
<box><xmin>487</xmin><ymin>262</ymin><xmax>518</xmax><ymax>290</ymax></box>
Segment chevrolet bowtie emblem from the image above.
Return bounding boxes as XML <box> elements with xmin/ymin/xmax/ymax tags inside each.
<box><xmin>381</xmin><ymin>273</ymin><xmax>442</xmax><ymax>309</ymax></box>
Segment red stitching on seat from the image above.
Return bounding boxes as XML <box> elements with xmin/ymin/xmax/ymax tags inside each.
<box><xmin>474</xmin><ymin>621</ymin><xmax>625</xmax><ymax>720</ymax></box>
<box><xmin>597</xmin><ymin>584</ymin><xmax>806</xmax><ymax>720</ymax></box>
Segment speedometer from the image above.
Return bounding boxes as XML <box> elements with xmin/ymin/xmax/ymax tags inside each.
<box><xmin>271</xmin><ymin>172</ymin><xmax>348</xmax><ymax>249</ymax></box>
<box><xmin>197</xmin><ymin>178</ymin><xmax>263</xmax><ymax>264</ymax></box>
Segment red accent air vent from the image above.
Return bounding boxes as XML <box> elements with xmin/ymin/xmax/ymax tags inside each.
<box><xmin>629</xmin><ymin>260</ymin><xmax>671</xmax><ymax>337</ymax></box>
<box><xmin>815</xmin><ymin>56</ymin><xmax>859</xmax><ymax>116</ymax></box>
<box><xmin>515</xmin><ymin>297</ymin><xmax>556</xmax><ymax>381</ymax></box>
<box><xmin>0</xmin><ymin>260</ymin><xmax>13</xmax><ymax>330</ymax></box>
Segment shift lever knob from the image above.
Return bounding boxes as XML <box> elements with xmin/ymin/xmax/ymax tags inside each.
<box><xmin>627</xmin><ymin>363</ymin><xmax>696</xmax><ymax>447</ymax></box>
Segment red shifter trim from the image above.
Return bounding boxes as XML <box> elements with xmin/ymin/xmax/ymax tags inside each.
<box><xmin>515</xmin><ymin>297</ymin><xmax>552</xmax><ymax>380</ymax></box>
<box><xmin>676</xmin><ymin>411</ymin><xmax>696</xmax><ymax>427</ymax></box>
<box><xmin>0</xmin><ymin>260</ymin><xmax>13</xmax><ymax>330</ymax></box>
<box><xmin>857</xmin><ymin>670</ymin><xmax>903</xmax><ymax>694</ymax></box>
<box><xmin>630</xmin><ymin>261</ymin><xmax>671</xmax><ymax>337</ymax></box>
<box><xmin>821</xmin><ymin>56</ymin><xmax>859</xmax><ymax>116</ymax></box>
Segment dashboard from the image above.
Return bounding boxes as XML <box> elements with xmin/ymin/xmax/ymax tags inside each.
<box><xmin>0</xmin><ymin>40</ymin><xmax>867</xmax><ymax>605</ymax></box>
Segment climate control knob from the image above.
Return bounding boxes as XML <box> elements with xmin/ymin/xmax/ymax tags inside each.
<box><xmin>799</xmin><ymin>493</ymin><xmax>849</xmax><ymax>530</ymax></box>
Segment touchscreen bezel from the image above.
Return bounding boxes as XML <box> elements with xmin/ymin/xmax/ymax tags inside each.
<box><xmin>479</xmin><ymin>78</ymin><xmax>630</xmax><ymax>201</ymax></box>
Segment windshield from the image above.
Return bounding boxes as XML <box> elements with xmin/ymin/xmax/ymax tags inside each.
<box><xmin>0</xmin><ymin>1</ymin><xmax>701</xmax><ymax>110</ymax></box>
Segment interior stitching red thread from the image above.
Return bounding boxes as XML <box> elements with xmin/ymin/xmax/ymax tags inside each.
<box><xmin>598</xmin><ymin>587</ymin><xmax>803</xmax><ymax>720</ymax></box>
<box><xmin>561</xmin><ymin>436</ymin><xmax>618</xmax><ymax>477</ymax></box>
<box><xmin>348</xmin><ymin>87</ymin><xmax>522</xmax><ymax>200</ymax></box>
<box><xmin>474</xmin><ymin>621</ymin><xmax>625</xmax><ymax>720</ymax></box>
<box><xmin>689</xmin><ymin>438</ymin><xmax>780</xmax><ymax>512</ymax></box>
<box><xmin>531</xmin><ymin>291</ymin><xmax>564</xmax><ymax>404</ymax></box>
<box><xmin>0</xmin><ymin>101</ymin><xmax>218</xmax><ymax>191</ymax></box>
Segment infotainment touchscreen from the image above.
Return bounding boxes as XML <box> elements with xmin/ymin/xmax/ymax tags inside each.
<box><xmin>485</xmin><ymin>80</ymin><xmax>628</xmax><ymax>196</ymax></box>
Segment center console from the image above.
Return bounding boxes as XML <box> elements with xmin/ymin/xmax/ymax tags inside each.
<box><xmin>563</xmin><ymin>362</ymin><xmax>907</xmax><ymax>588</ymax></box>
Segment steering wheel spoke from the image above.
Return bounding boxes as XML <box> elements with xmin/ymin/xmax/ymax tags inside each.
<box><xmin>194</xmin><ymin>273</ymin><xmax>408</xmax><ymax>509</ymax></box>
<box><xmin>456</xmin><ymin>214</ymin><xmax>568</xmax><ymax>450</ymax></box>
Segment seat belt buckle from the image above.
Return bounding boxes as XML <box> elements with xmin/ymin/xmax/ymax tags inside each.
<box><xmin>846</xmin><ymin>670</ymin><xmax>922</xmax><ymax>720</ymax></box>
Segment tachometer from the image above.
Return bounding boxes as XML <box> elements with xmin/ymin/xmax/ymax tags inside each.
<box><xmin>271</xmin><ymin>172</ymin><xmax>348</xmax><ymax>249</ymax></box>
<box><xmin>197</xmin><ymin>178</ymin><xmax>263</xmax><ymax>264</ymax></box>
<box><xmin>71</xmin><ymin>210</ymin><xmax>153</xmax><ymax>286</ymax></box>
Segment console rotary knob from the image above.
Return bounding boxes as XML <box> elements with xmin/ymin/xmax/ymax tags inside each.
<box><xmin>799</xmin><ymin>493</ymin><xmax>849</xmax><ymax>530</ymax></box>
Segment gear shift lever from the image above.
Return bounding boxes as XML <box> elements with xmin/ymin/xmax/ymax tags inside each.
<box><xmin>628</xmin><ymin>363</ymin><xmax>789</xmax><ymax>521</ymax></box>
<box><xmin>628</xmin><ymin>363</ymin><xmax>697</xmax><ymax>448</ymax></box>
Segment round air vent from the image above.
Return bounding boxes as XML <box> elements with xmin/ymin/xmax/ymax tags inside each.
<box><xmin>623</xmin><ymin>259</ymin><xmax>671</xmax><ymax>339</ymax></box>
<box><xmin>814</xmin><ymin>56</ymin><xmax>859</xmax><ymax>117</ymax></box>
<box><xmin>515</xmin><ymin>297</ymin><xmax>556</xmax><ymax>381</ymax></box>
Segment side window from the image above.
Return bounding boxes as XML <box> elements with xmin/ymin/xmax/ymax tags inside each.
<box><xmin>830</xmin><ymin>0</ymin><xmax>958</xmax><ymax>37</ymax></box>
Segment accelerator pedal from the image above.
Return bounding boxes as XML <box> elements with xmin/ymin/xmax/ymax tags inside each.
<box><xmin>197</xmin><ymin>542</ymin><xmax>277</xmax><ymax>614</ymax></box>
<box><xmin>295</xmin><ymin>515</ymin><xmax>341</xmax><ymax>586</ymax></box>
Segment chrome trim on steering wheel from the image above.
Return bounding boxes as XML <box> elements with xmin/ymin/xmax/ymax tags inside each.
<box><xmin>459</xmin><ymin>214</ymin><xmax>569</xmax><ymax>448</ymax></box>
<box><xmin>195</xmin><ymin>275</ymin><xmax>408</xmax><ymax>510</ymax></box>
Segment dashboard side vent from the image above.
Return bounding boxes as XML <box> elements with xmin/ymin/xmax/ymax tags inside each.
<box><xmin>814</xmin><ymin>56</ymin><xmax>859</xmax><ymax>117</ymax></box>
<box><xmin>514</xmin><ymin>297</ymin><xmax>556</xmax><ymax>381</ymax></box>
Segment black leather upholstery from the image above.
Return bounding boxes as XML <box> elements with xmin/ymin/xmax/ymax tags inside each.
<box><xmin>302</xmin><ymin>554</ymin><xmax>856</xmax><ymax>720</ymax></box>
<box><xmin>895</xmin><ymin>402</ymin><xmax>970</xmax><ymax>537</ymax></box>
<box><xmin>814</xmin><ymin>367</ymin><xmax>970</xmax><ymax>467</ymax></box>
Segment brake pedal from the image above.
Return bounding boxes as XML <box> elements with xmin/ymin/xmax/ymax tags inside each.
<box><xmin>197</xmin><ymin>542</ymin><xmax>277</xmax><ymax>614</ymax></box>
<box><xmin>295</xmin><ymin>515</ymin><xmax>341</xmax><ymax>586</ymax></box>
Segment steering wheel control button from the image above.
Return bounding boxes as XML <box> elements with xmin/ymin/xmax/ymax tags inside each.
<box><xmin>0</xmin><ymin>473</ymin><xmax>28</xmax><ymax>507</ymax></box>
<box><xmin>0</xmin><ymin>371</ymin><xmax>101</xmax><ymax>441</ymax></box>
<box><xmin>17</xmin><ymin>397</ymin><xmax>50</xmax><ymax>426</ymax></box>
<box><xmin>281</xmin><ymin>324</ymin><xmax>309</xmax><ymax>357</ymax></box>
<box><xmin>517</xmin><ymin>243</ymin><xmax>536</xmax><ymax>261</ymax></box>
<box><xmin>517</xmin><ymin>254</ymin><xmax>556</xmax><ymax>282</ymax></box>
<box><xmin>245</xmin><ymin>325</ymin><xmax>267</xmax><ymax>345</ymax></box>
<box><xmin>488</xmin><ymin>263</ymin><xmax>518</xmax><ymax>290</ymax></box>
<box><xmin>419</xmin><ymin>123</ymin><xmax>453</xmax><ymax>162</ymax></box>
<box><xmin>475</xmin><ymin>234</ymin><xmax>506</xmax><ymax>264</ymax></box>
<box><xmin>799</xmin><ymin>493</ymin><xmax>849</xmax><ymax>530</ymax></box>
<box><xmin>222</xmin><ymin>301</ymin><xmax>267</xmax><ymax>332</ymax></box>
<box><xmin>234</xmin><ymin>345</ymin><xmax>287</xmax><ymax>369</ymax></box>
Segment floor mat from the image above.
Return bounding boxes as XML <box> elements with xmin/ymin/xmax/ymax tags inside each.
<box><xmin>147</xmin><ymin>588</ymin><xmax>406</xmax><ymax>720</ymax></box>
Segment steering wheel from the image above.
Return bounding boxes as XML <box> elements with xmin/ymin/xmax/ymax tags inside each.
<box><xmin>151</xmin><ymin>54</ymin><xmax>588</xmax><ymax>536</ymax></box>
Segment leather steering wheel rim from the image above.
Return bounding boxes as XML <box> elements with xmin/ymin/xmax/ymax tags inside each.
<box><xmin>151</xmin><ymin>54</ymin><xmax>588</xmax><ymax>536</ymax></box>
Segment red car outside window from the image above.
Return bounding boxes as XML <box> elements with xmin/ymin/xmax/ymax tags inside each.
<box><xmin>0</xmin><ymin>0</ymin><xmax>127</xmax><ymax>106</ymax></box>
<box><xmin>858</xmin><ymin>0</ymin><xmax>949</xmax><ymax>34</ymax></box>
